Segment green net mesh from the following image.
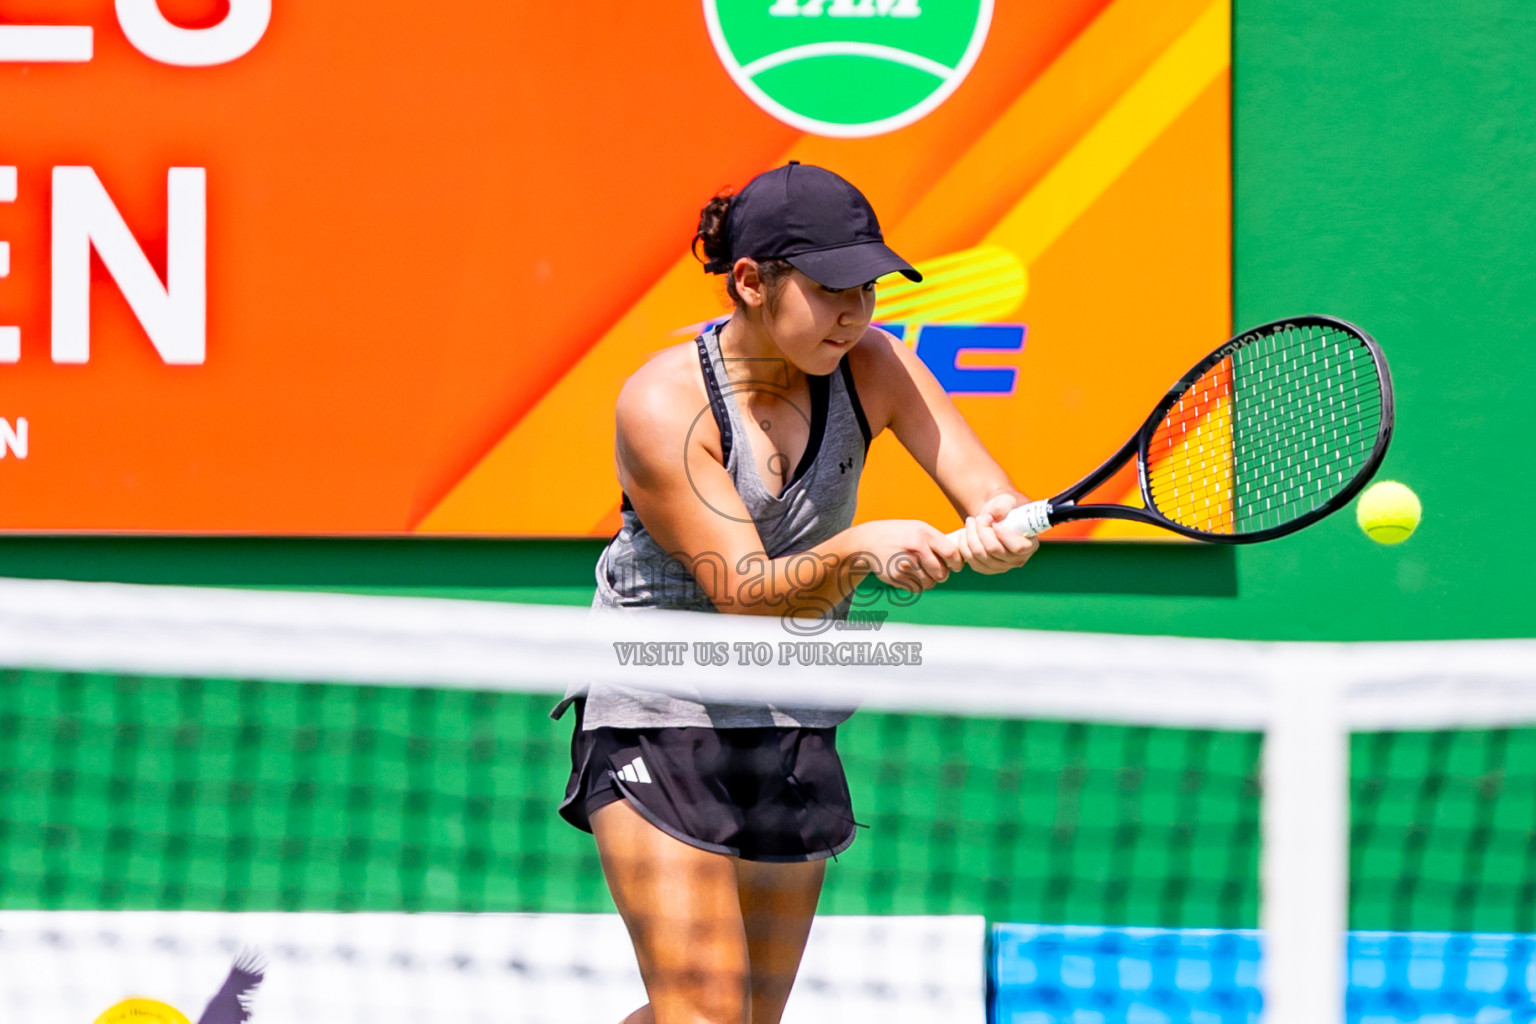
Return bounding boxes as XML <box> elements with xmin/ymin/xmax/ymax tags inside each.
<box><xmin>4</xmin><ymin>667</ymin><xmax>1530</xmax><ymax>933</ymax></box>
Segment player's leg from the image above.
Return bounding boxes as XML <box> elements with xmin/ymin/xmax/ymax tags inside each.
<box><xmin>736</xmin><ymin>857</ymin><xmax>826</xmax><ymax>1024</ymax></box>
<box><xmin>591</xmin><ymin>799</ymin><xmax>750</xmax><ymax>1024</ymax></box>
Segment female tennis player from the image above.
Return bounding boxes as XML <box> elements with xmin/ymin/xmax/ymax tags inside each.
<box><xmin>554</xmin><ymin>162</ymin><xmax>1036</xmax><ymax>1024</ymax></box>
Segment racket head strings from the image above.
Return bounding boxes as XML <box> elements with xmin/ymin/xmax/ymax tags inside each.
<box><xmin>1140</xmin><ymin>317</ymin><xmax>1391</xmax><ymax>540</ymax></box>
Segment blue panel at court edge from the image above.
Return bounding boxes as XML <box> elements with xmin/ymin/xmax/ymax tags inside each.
<box><xmin>991</xmin><ymin>925</ymin><xmax>1262</xmax><ymax>1024</ymax></box>
<box><xmin>908</xmin><ymin>324</ymin><xmax>1026</xmax><ymax>395</ymax></box>
<box><xmin>990</xmin><ymin>924</ymin><xmax>1536</xmax><ymax>1023</ymax></box>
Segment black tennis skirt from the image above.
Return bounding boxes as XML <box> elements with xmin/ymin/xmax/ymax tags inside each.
<box><xmin>559</xmin><ymin>700</ymin><xmax>860</xmax><ymax>863</ymax></box>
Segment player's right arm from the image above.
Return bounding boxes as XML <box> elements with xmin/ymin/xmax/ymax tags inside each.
<box><xmin>613</xmin><ymin>350</ymin><xmax>960</xmax><ymax>617</ymax></box>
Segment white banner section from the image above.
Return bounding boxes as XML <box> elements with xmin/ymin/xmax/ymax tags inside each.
<box><xmin>0</xmin><ymin>910</ymin><xmax>986</xmax><ymax>1024</ymax></box>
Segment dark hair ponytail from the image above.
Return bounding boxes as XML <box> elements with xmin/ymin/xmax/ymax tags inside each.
<box><xmin>693</xmin><ymin>191</ymin><xmax>735</xmax><ymax>272</ymax></box>
<box><xmin>693</xmin><ymin>188</ymin><xmax>793</xmax><ymax>313</ymax></box>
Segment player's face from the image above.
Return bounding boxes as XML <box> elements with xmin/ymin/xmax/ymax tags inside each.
<box><xmin>764</xmin><ymin>269</ymin><xmax>876</xmax><ymax>375</ymax></box>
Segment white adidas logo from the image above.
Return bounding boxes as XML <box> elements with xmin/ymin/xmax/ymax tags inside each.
<box><xmin>616</xmin><ymin>756</ymin><xmax>652</xmax><ymax>784</ymax></box>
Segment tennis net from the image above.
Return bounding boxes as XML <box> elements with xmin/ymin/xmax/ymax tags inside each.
<box><xmin>0</xmin><ymin>579</ymin><xmax>1532</xmax><ymax>1023</ymax></box>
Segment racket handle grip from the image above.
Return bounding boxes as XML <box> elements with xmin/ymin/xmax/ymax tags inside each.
<box><xmin>945</xmin><ymin>500</ymin><xmax>1052</xmax><ymax>543</ymax></box>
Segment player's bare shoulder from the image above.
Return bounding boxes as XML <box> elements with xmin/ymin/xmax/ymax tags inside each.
<box><xmin>615</xmin><ymin>340</ymin><xmax>718</xmax><ymax>472</ymax></box>
<box><xmin>617</xmin><ymin>342</ymin><xmax>706</xmax><ymax>429</ymax></box>
<box><xmin>847</xmin><ymin>325</ymin><xmax>916</xmax><ymax>433</ymax></box>
<box><xmin>848</xmin><ymin>324</ymin><xmax>907</xmax><ymax>373</ymax></box>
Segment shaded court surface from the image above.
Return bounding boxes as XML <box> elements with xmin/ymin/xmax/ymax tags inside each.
<box><xmin>992</xmin><ymin>925</ymin><xmax>1536</xmax><ymax>1023</ymax></box>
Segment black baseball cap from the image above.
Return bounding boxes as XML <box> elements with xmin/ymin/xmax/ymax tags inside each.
<box><xmin>702</xmin><ymin>162</ymin><xmax>922</xmax><ymax>290</ymax></box>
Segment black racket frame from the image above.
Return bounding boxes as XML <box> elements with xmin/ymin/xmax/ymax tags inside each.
<box><xmin>1039</xmin><ymin>314</ymin><xmax>1395</xmax><ymax>543</ymax></box>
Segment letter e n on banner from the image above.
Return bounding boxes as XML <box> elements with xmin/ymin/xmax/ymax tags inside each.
<box><xmin>51</xmin><ymin>167</ymin><xmax>207</xmax><ymax>366</ymax></box>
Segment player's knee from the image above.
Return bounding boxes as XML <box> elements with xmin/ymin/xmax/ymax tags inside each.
<box><xmin>699</xmin><ymin>982</ymin><xmax>751</xmax><ymax>1024</ymax></box>
<box><xmin>648</xmin><ymin>967</ymin><xmax>749</xmax><ymax>1024</ymax></box>
<box><xmin>696</xmin><ymin>980</ymin><xmax>750</xmax><ymax>1024</ymax></box>
<box><xmin>673</xmin><ymin>993</ymin><xmax>748</xmax><ymax>1024</ymax></box>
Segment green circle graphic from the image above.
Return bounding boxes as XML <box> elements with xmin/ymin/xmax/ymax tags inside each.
<box><xmin>704</xmin><ymin>0</ymin><xmax>993</xmax><ymax>138</ymax></box>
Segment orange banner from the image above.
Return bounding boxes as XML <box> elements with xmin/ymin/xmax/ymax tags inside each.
<box><xmin>0</xmin><ymin>0</ymin><xmax>1228</xmax><ymax>536</ymax></box>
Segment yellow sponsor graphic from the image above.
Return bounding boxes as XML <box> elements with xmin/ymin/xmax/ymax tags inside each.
<box><xmin>93</xmin><ymin>998</ymin><xmax>193</xmax><ymax>1024</ymax></box>
<box><xmin>874</xmin><ymin>246</ymin><xmax>1027</xmax><ymax>325</ymax></box>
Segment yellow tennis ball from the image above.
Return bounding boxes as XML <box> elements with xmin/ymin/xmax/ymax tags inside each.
<box><xmin>1356</xmin><ymin>480</ymin><xmax>1421</xmax><ymax>545</ymax></box>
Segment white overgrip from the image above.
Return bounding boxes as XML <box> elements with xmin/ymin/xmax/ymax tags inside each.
<box><xmin>945</xmin><ymin>499</ymin><xmax>1052</xmax><ymax>543</ymax></box>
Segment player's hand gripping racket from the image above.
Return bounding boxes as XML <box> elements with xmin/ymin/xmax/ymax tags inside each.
<box><xmin>954</xmin><ymin>315</ymin><xmax>1394</xmax><ymax>543</ymax></box>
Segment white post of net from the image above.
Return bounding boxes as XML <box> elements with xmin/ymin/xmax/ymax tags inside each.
<box><xmin>1261</xmin><ymin>654</ymin><xmax>1348</xmax><ymax>1024</ymax></box>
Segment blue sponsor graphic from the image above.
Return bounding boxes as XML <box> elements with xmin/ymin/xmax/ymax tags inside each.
<box><xmin>881</xmin><ymin>323</ymin><xmax>1026</xmax><ymax>396</ymax></box>
<box><xmin>991</xmin><ymin>924</ymin><xmax>1536</xmax><ymax>1023</ymax></box>
<box><xmin>691</xmin><ymin>320</ymin><xmax>1026</xmax><ymax>396</ymax></box>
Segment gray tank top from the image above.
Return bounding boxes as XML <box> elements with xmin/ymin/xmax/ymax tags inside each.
<box><xmin>555</xmin><ymin>323</ymin><xmax>874</xmax><ymax>729</ymax></box>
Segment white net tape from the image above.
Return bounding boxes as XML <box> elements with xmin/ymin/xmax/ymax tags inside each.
<box><xmin>0</xmin><ymin>577</ymin><xmax>1529</xmax><ymax>731</ymax></box>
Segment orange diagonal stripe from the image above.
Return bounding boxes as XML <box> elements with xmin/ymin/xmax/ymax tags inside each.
<box><xmin>417</xmin><ymin>0</ymin><xmax>1226</xmax><ymax>535</ymax></box>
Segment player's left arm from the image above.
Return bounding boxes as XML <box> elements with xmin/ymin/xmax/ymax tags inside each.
<box><xmin>848</xmin><ymin>328</ymin><xmax>1037</xmax><ymax>575</ymax></box>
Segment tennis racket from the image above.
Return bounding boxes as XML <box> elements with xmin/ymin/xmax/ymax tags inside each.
<box><xmin>955</xmin><ymin>314</ymin><xmax>1394</xmax><ymax>543</ymax></box>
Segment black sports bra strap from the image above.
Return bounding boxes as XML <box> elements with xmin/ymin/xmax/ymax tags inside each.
<box><xmin>838</xmin><ymin>357</ymin><xmax>873</xmax><ymax>451</ymax></box>
<box><xmin>784</xmin><ymin>372</ymin><xmax>830</xmax><ymax>492</ymax></box>
<box><xmin>695</xmin><ymin>330</ymin><xmax>734</xmax><ymax>466</ymax></box>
